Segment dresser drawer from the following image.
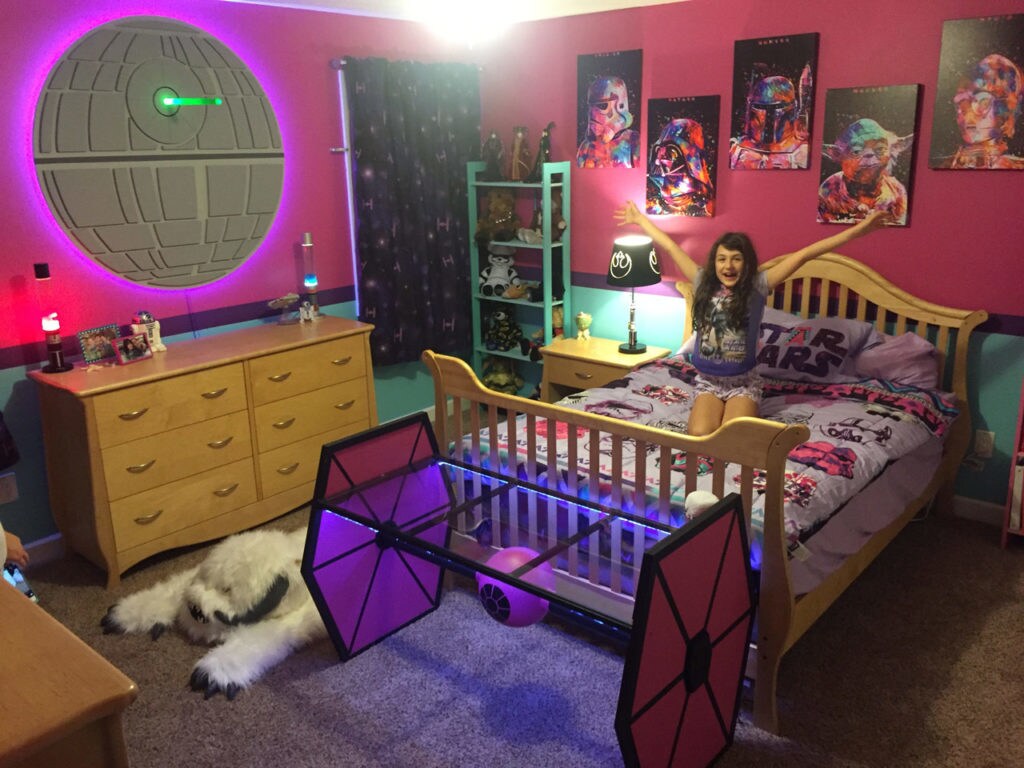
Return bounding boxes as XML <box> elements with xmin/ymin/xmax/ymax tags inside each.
<box><xmin>109</xmin><ymin>458</ymin><xmax>257</xmax><ymax>551</ymax></box>
<box><xmin>257</xmin><ymin>427</ymin><xmax>364</xmax><ymax>498</ymax></box>
<box><xmin>102</xmin><ymin>411</ymin><xmax>253</xmax><ymax>501</ymax></box>
<box><xmin>253</xmin><ymin>379</ymin><xmax>368</xmax><ymax>452</ymax></box>
<box><xmin>93</xmin><ymin>364</ymin><xmax>247</xmax><ymax>448</ymax></box>
<box><xmin>249</xmin><ymin>336</ymin><xmax>366</xmax><ymax>406</ymax></box>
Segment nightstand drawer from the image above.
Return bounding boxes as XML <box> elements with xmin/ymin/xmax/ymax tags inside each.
<box><xmin>249</xmin><ymin>336</ymin><xmax>366</xmax><ymax>406</ymax></box>
<box><xmin>545</xmin><ymin>359</ymin><xmax>623</xmax><ymax>389</ymax></box>
<box><xmin>253</xmin><ymin>379</ymin><xmax>369</xmax><ymax>452</ymax></box>
<box><xmin>102</xmin><ymin>410</ymin><xmax>253</xmax><ymax>501</ymax></box>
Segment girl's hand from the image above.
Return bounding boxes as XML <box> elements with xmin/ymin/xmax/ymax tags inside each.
<box><xmin>856</xmin><ymin>209</ymin><xmax>895</xmax><ymax>233</ymax></box>
<box><xmin>613</xmin><ymin>200</ymin><xmax>644</xmax><ymax>227</ymax></box>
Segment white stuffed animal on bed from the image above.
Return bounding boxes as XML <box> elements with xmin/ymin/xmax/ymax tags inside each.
<box><xmin>101</xmin><ymin>527</ymin><xmax>325</xmax><ymax>700</ymax></box>
<box><xmin>684</xmin><ymin>491</ymin><xmax>720</xmax><ymax>520</ymax></box>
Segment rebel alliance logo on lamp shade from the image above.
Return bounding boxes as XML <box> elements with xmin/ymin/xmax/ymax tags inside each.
<box><xmin>32</xmin><ymin>16</ymin><xmax>283</xmax><ymax>289</ymax></box>
<box><xmin>607</xmin><ymin>234</ymin><xmax>661</xmax><ymax>287</ymax></box>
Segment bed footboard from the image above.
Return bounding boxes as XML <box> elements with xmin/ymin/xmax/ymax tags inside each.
<box><xmin>422</xmin><ymin>350</ymin><xmax>809</xmax><ymax>728</ymax></box>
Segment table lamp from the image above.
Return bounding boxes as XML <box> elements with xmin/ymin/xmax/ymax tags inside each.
<box><xmin>606</xmin><ymin>234</ymin><xmax>661</xmax><ymax>354</ymax></box>
<box><xmin>34</xmin><ymin>263</ymin><xmax>73</xmax><ymax>373</ymax></box>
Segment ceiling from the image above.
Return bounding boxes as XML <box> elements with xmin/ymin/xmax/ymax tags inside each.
<box><xmin>218</xmin><ymin>0</ymin><xmax>687</xmax><ymax>22</ymax></box>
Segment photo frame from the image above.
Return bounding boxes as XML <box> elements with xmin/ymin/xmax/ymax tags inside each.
<box><xmin>113</xmin><ymin>333</ymin><xmax>152</xmax><ymax>365</ymax></box>
<box><xmin>576</xmin><ymin>49</ymin><xmax>643</xmax><ymax>169</ymax></box>
<box><xmin>76</xmin><ymin>323</ymin><xmax>120</xmax><ymax>364</ymax></box>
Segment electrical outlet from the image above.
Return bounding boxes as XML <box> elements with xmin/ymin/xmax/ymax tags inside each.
<box><xmin>974</xmin><ymin>430</ymin><xmax>995</xmax><ymax>460</ymax></box>
<box><xmin>0</xmin><ymin>472</ymin><xmax>17</xmax><ymax>504</ymax></box>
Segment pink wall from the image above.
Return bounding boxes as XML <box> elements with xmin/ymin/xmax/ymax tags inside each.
<box><xmin>477</xmin><ymin>0</ymin><xmax>1023</xmax><ymax>318</ymax></box>
<box><xmin>1</xmin><ymin>0</ymin><xmax>1020</xmax><ymax>360</ymax></box>
<box><xmin>0</xmin><ymin>0</ymin><xmax>480</xmax><ymax>352</ymax></box>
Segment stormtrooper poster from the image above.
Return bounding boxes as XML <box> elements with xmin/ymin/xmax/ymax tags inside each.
<box><xmin>817</xmin><ymin>85</ymin><xmax>919</xmax><ymax>226</ymax></box>
<box><xmin>646</xmin><ymin>95</ymin><xmax>720</xmax><ymax>217</ymax></box>
<box><xmin>729</xmin><ymin>33</ymin><xmax>819</xmax><ymax>170</ymax></box>
<box><xmin>576</xmin><ymin>49</ymin><xmax>642</xmax><ymax>169</ymax></box>
<box><xmin>928</xmin><ymin>14</ymin><xmax>1024</xmax><ymax>170</ymax></box>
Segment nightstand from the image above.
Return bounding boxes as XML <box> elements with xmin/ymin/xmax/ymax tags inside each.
<box><xmin>539</xmin><ymin>336</ymin><xmax>672</xmax><ymax>402</ymax></box>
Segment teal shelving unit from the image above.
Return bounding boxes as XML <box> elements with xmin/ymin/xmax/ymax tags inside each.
<box><xmin>467</xmin><ymin>160</ymin><xmax>571</xmax><ymax>390</ymax></box>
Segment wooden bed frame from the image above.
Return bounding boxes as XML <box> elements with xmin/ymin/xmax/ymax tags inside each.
<box><xmin>421</xmin><ymin>252</ymin><xmax>987</xmax><ymax>733</ymax></box>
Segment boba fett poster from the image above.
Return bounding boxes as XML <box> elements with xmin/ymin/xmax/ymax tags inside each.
<box><xmin>730</xmin><ymin>33</ymin><xmax>819</xmax><ymax>170</ymax></box>
<box><xmin>577</xmin><ymin>49</ymin><xmax>643</xmax><ymax>169</ymax></box>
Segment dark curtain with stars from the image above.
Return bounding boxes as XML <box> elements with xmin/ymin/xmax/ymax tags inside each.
<box><xmin>344</xmin><ymin>57</ymin><xmax>480</xmax><ymax>365</ymax></box>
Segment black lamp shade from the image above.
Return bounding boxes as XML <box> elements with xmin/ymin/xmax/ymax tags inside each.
<box><xmin>607</xmin><ymin>235</ymin><xmax>661</xmax><ymax>288</ymax></box>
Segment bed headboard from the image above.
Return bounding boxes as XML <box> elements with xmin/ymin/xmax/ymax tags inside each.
<box><xmin>675</xmin><ymin>251</ymin><xmax>988</xmax><ymax>405</ymax></box>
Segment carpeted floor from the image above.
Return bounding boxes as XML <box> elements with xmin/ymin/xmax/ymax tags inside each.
<box><xmin>22</xmin><ymin>508</ymin><xmax>1024</xmax><ymax>768</ymax></box>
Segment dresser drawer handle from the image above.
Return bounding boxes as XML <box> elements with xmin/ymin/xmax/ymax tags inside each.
<box><xmin>201</xmin><ymin>388</ymin><xmax>228</xmax><ymax>399</ymax></box>
<box><xmin>574</xmin><ymin>372</ymin><xmax>594</xmax><ymax>381</ymax></box>
<box><xmin>126</xmin><ymin>459</ymin><xmax>156</xmax><ymax>474</ymax></box>
<box><xmin>272</xmin><ymin>417</ymin><xmax>296</xmax><ymax>430</ymax></box>
<box><xmin>134</xmin><ymin>510</ymin><xmax>163</xmax><ymax>525</ymax></box>
<box><xmin>276</xmin><ymin>462</ymin><xmax>300</xmax><ymax>475</ymax></box>
<box><xmin>334</xmin><ymin>400</ymin><xmax>356</xmax><ymax>411</ymax></box>
<box><xmin>268</xmin><ymin>372</ymin><xmax>292</xmax><ymax>383</ymax></box>
<box><xmin>331</xmin><ymin>356</ymin><xmax>353</xmax><ymax>366</ymax></box>
<box><xmin>207</xmin><ymin>436</ymin><xmax>234</xmax><ymax>449</ymax></box>
<box><xmin>213</xmin><ymin>483</ymin><xmax>239</xmax><ymax>498</ymax></box>
<box><xmin>118</xmin><ymin>408</ymin><xmax>149</xmax><ymax>421</ymax></box>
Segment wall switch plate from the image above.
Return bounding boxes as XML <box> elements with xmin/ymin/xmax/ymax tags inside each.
<box><xmin>974</xmin><ymin>430</ymin><xmax>995</xmax><ymax>460</ymax></box>
<box><xmin>0</xmin><ymin>472</ymin><xmax>17</xmax><ymax>504</ymax></box>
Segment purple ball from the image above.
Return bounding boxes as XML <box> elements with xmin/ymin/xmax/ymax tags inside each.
<box><xmin>475</xmin><ymin>547</ymin><xmax>556</xmax><ymax>628</ymax></box>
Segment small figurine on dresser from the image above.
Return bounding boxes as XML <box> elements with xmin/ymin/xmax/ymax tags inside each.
<box><xmin>131</xmin><ymin>310</ymin><xmax>166</xmax><ymax>352</ymax></box>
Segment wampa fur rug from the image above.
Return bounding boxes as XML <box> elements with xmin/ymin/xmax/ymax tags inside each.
<box><xmin>101</xmin><ymin>527</ymin><xmax>325</xmax><ymax>699</ymax></box>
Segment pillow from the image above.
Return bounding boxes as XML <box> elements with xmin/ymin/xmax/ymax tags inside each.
<box><xmin>756</xmin><ymin>307</ymin><xmax>883</xmax><ymax>383</ymax></box>
<box><xmin>854</xmin><ymin>331</ymin><xmax>939</xmax><ymax>389</ymax></box>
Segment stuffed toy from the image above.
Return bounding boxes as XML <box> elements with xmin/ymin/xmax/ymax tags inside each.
<box><xmin>520</xmin><ymin>305</ymin><xmax>564</xmax><ymax>361</ymax></box>
<box><xmin>575</xmin><ymin>311</ymin><xmax>592</xmax><ymax>340</ymax></box>
<box><xmin>684</xmin><ymin>491</ymin><xmax>720</xmax><ymax>520</ymax></box>
<box><xmin>101</xmin><ymin>527</ymin><xmax>324</xmax><ymax>700</ymax></box>
<box><xmin>483</xmin><ymin>308</ymin><xmax>522</xmax><ymax>351</ymax></box>
<box><xmin>479</xmin><ymin>245</ymin><xmax>521</xmax><ymax>297</ymax></box>
<box><xmin>475</xmin><ymin>189</ymin><xmax>520</xmax><ymax>246</ymax></box>
<box><xmin>481</xmin><ymin>356</ymin><xmax>524</xmax><ymax>395</ymax></box>
<box><xmin>508</xmin><ymin>125</ymin><xmax>532</xmax><ymax>181</ymax></box>
<box><xmin>517</xmin><ymin>189</ymin><xmax>567</xmax><ymax>245</ymax></box>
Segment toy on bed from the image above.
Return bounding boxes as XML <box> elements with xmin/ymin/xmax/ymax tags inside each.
<box><xmin>101</xmin><ymin>527</ymin><xmax>324</xmax><ymax>700</ymax></box>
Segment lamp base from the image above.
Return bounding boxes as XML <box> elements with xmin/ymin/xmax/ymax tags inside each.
<box><xmin>619</xmin><ymin>342</ymin><xmax>647</xmax><ymax>355</ymax></box>
<box><xmin>41</xmin><ymin>362</ymin><xmax>73</xmax><ymax>374</ymax></box>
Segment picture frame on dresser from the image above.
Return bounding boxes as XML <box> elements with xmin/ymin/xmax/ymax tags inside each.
<box><xmin>77</xmin><ymin>323</ymin><xmax>120</xmax><ymax>364</ymax></box>
<box><xmin>113</xmin><ymin>333</ymin><xmax>152</xmax><ymax>365</ymax></box>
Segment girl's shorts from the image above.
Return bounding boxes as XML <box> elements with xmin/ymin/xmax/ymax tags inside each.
<box><xmin>693</xmin><ymin>369</ymin><xmax>764</xmax><ymax>403</ymax></box>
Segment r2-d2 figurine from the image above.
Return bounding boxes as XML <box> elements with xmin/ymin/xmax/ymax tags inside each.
<box><xmin>131</xmin><ymin>310</ymin><xmax>166</xmax><ymax>352</ymax></box>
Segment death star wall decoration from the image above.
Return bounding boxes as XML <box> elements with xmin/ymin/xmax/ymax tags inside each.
<box><xmin>33</xmin><ymin>16</ymin><xmax>284</xmax><ymax>288</ymax></box>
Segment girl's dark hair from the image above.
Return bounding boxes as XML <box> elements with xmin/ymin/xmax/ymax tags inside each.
<box><xmin>691</xmin><ymin>232</ymin><xmax>759</xmax><ymax>337</ymax></box>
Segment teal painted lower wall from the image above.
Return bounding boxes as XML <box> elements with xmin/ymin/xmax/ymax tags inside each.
<box><xmin>2</xmin><ymin>292</ymin><xmax>1021</xmax><ymax>548</ymax></box>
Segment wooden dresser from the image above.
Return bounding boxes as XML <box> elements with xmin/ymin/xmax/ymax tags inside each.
<box><xmin>29</xmin><ymin>317</ymin><xmax>377</xmax><ymax>588</ymax></box>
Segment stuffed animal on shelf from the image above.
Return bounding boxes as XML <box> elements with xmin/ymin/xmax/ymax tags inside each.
<box><xmin>479</xmin><ymin>244</ymin><xmax>521</xmax><ymax>297</ymax></box>
<box><xmin>475</xmin><ymin>189</ymin><xmax>520</xmax><ymax>246</ymax></box>
<box><xmin>520</xmin><ymin>305</ymin><xmax>564</xmax><ymax>361</ymax></box>
<box><xmin>508</xmin><ymin>125</ymin><xmax>532</xmax><ymax>181</ymax></box>
<box><xmin>575</xmin><ymin>311</ymin><xmax>592</xmax><ymax>341</ymax></box>
<box><xmin>481</xmin><ymin>356</ymin><xmax>524</xmax><ymax>395</ymax></box>
<box><xmin>483</xmin><ymin>308</ymin><xmax>522</xmax><ymax>351</ymax></box>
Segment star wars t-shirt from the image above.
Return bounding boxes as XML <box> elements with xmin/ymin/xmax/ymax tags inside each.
<box><xmin>691</xmin><ymin>270</ymin><xmax>768</xmax><ymax>377</ymax></box>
